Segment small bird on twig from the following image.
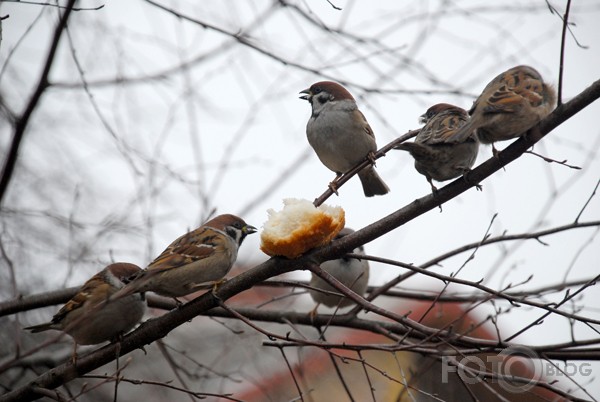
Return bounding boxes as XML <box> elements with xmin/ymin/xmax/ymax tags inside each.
<box><xmin>114</xmin><ymin>214</ymin><xmax>257</xmax><ymax>300</ymax></box>
<box><xmin>452</xmin><ymin>65</ymin><xmax>556</xmax><ymax>156</ymax></box>
<box><xmin>300</xmin><ymin>81</ymin><xmax>390</xmax><ymax>197</ymax></box>
<box><xmin>24</xmin><ymin>262</ymin><xmax>146</xmax><ymax>361</ymax></box>
<box><xmin>395</xmin><ymin>103</ymin><xmax>479</xmax><ymax>193</ymax></box>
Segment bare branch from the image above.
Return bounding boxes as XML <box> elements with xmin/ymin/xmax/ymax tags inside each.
<box><xmin>0</xmin><ymin>0</ymin><xmax>76</xmax><ymax>206</ymax></box>
<box><xmin>0</xmin><ymin>1</ymin><xmax>103</xmax><ymax>11</ymax></box>
<box><xmin>525</xmin><ymin>150</ymin><xmax>581</xmax><ymax>169</ymax></box>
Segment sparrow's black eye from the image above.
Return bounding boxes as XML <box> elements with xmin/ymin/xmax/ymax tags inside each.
<box><xmin>233</xmin><ymin>222</ymin><xmax>242</xmax><ymax>229</ymax></box>
<box><xmin>312</xmin><ymin>87</ymin><xmax>322</xmax><ymax>95</ymax></box>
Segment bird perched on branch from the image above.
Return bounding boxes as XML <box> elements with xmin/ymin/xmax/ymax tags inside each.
<box><xmin>115</xmin><ymin>214</ymin><xmax>257</xmax><ymax>299</ymax></box>
<box><xmin>24</xmin><ymin>263</ymin><xmax>146</xmax><ymax>352</ymax></box>
<box><xmin>452</xmin><ymin>65</ymin><xmax>556</xmax><ymax>156</ymax></box>
<box><xmin>309</xmin><ymin>228</ymin><xmax>369</xmax><ymax>317</ymax></box>
<box><xmin>395</xmin><ymin>103</ymin><xmax>479</xmax><ymax>193</ymax></box>
<box><xmin>300</xmin><ymin>81</ymin><xmax>390</xmax><ymax>197</ymax></box>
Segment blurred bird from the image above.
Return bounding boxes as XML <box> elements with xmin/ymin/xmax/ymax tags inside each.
<box><xmin>24</xmin><ymin>263</ymin><xmax>146</xmax><ymax>353</ymax></box>
<box><xmin>116</xmin><ymin>214</ymin><xmax>257</xmax><ymax>299</ymax></box>
<box><xmin>309</xmin><ymin>228</ymin><xmax>370</xmax><ymax>316</ymax></box>
<box><xmin>300</xmin><ymin>81</ymin><xmax>390</xmax><ymax>197</ymax></box>
<box><xmin>453</xmin><ymin>65</ymin><xmax>556</xmax><ymax>156</ymax></box>
<box><xmin>395</xmin><ymin>103</ymin><xmax>479</xmax><ymax>193</ymax></box>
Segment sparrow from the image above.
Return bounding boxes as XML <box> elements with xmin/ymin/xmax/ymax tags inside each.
<box><xmin>395</xmin><ymin>103</ymin><xmax>479</xmax><ymax>193</ymax></box>
<box><xmin>24</xmin><ymin>263</ymin><xmax>146</xmax><ymax>346</ymax></box>
<box><xmin>118</xmin><ymin>214</ymin><xmax>257</xmax><ymax>298</ymax></box>
<box><xmin>309</xmin><ymin>228</ymin><xmax>370</xmax><ymax>316</ymax></box>
<box><xmin>453</xmin><ymin>65</ymin><xmax>556</xmax><ymax>155</ymax></box>
<box><xmin>300</xmin><ymin>81</ymin><xmax>390</xmax><ymax>197</ymax></box>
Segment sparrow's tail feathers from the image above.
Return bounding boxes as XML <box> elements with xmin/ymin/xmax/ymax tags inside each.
<box><xmin>358</xmin><ymin>167</ymin><xmax>390</xmax><ymax>197</ymax></box>
<box><xmin>394</xmin><ymin>142</ymin><xmax>436</xmax><ymax>160</ymax></box>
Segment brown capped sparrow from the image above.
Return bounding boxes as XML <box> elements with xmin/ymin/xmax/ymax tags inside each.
<box><xmin>453</xmin><ymin>65</ymin><xmax>556</xmax><ymax>156</ymax></box>
<box><xmin>300</xmin><ymin>81</ymin><xmax>390</xmax><ymax>197</ymax></box>
<box><xmin>395</xmin><ymin>103</ymin><xmax>479</xmax><ymax>193</ymax></box>
<box><xmin>24</xmin><ymin>263</ymin><xmax>146</xmax><ymax>346</ymax></box>
<box><xmin>309</xmin><ymin>228</ymin><xmax>369</xmax><ymax>316</ymax></box>
<box><xmin>118</xmin><ymin>214</ymin><xmax>257</xmax><ymax>298</ymax></box>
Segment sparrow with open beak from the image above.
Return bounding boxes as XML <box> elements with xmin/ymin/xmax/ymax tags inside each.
<box><xmin>300</xmin><ymin>81</ymin><xmax>390</xmax><ymax>197</ymax></box>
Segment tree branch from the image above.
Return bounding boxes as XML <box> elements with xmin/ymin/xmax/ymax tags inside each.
<box><xmin>2</xmin><ymin>78</ymin><xmax>599</xmax><ymax>401</ymax></box>
<box><xmin>0</xmin><ymin>0</ymin><xmax>76</xmax><ymax>206</ymax></box>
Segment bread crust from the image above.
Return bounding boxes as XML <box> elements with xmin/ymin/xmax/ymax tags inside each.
<box><xmin>260</xmin><ymin>199</ymin><xmax>345</xmax><ymax>258</ymax></box>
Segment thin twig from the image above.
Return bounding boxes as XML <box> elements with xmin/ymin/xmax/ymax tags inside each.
<box><xmin>504</xmin><ymin>275</ymin><xmax>600</xmax><ymax>342</ymax></box>
<box><xmin>326</xmin><ymin>0</ymin><xmax>342</xmax><ymax>11</ymax></box>
<box><xmin>313</xmin><ymin>129</ymin><xmax>419</xmax><ymax>206</ymax></box>
<box><xmin>356</xmin><ymin>350</ymin><xmax>376</xmax><ymax>402</ymax></box>
<box><xmin>319</xmin><ymin>330</ymin><xmax>355</xmax><ymax>401</ymax></box>
<box><xmin>575</xmin><ymin>177</ymin><xmax>600</xmax><ymax>223</ymax></box>
<box><xmin>0</xmin><ymin>0</ymin><xmax>77</xmax><ymax>206</ymax></box>
<box><xmin>525</xmin><ymin>150</ymin><xmax>581</xmax><ymax>169</ymax></box>
<box><xmin>156</xmin><ymin>340</ymin><xmax>195</xmax><ymax>402</ymax></box>
<box><xmin>277</xmin><ymin>346</ymin><xmax>305</xmax><ymax>402</ymax></box>
<box><xmin>0</xmin><ymin>0</ymin><xmax>103</xmax><ymax>10</ymax></box>
<box><xmin>558</xmin><ymin>0</ymin><xmax>571</xmax><ymax>105</ymax></box>
<box><xmin>82</xmin><ymin>374</ymin><xmax>244</xmax><ymax>401</ymax></box>
<box><xmin>351</xmin><ymin>253</ymin><xmax>600</xmax><ymax>326</ymax></box>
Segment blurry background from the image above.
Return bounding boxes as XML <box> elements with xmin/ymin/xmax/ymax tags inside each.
<box><xmin>1</xmin><ymin>0</ymin><xmax>599</xmax><ymax>400</ymax></box>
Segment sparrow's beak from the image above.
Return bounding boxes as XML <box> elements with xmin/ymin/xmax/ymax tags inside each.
<box><xmin>244</xmin><ymin>225</ymin><xmax>258</xmax><ymax>235</ymax></box>
<box><xmin>299</xmin><ymin>88</ymin><xmax>312</xmax><ymax>101</ymax></box>
<box><xmin>418</xmin><ymin>113</ymin><xmax>428</xmax><ymax>125</ymax></box>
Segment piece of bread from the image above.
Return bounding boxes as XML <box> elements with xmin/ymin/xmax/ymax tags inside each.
<box><xmin>260</xmin><ymin>198</ymin><xmax>345</xmax><ymax>258</ymax></box>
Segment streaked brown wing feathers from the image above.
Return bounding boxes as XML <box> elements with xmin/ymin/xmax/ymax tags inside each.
<box><xmin>147</xmin><ymin>227</ymin><xmax>219</xmax><ymax>273</ymax></box>
<box><xmin>422</xmin><ymin>112</ymin><xmax>468</xmax><ymax>144</ymax></box>
<box><xmin>52</xmin><ymin>281</ymin><xmax>110</xmax><ymax>323</ymax></box>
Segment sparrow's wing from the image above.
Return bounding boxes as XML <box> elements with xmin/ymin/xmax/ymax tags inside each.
<box><xmin>52</xmin><ymin>275</ymin><xmax>110</xmax><ymax>324</ymax></box>
<box><xmin>110</xmin><ymin>227</ymin><xmax>224</xmax><ymax>300</ymax></box>
<box><xmin>481</xmin><ymin>84</ymin><xmax>526</xmax><ymax>114</ymax></box>
<box><xmin>515</xmin><ymin>78</ymin><xmax>546</xmax><ymax>107</ymax></box>
<box><xmin>422</xmin><ymin>111</ymin><xmax>469</xmax><ymax>144</ymax></box>
<box><xmin>356</xmin><ymin>110</ymin><xmax>376</xmax><ymax>140</ymax></box>
<box><xmin>146</xmin><ymin>227</ymin><xmax>218</xmax><ymax>274</ymax></box>
<box><xmin>482</xmin><ymin>70</ymin><xmax>544</xmax><ymax>114</ymax></box>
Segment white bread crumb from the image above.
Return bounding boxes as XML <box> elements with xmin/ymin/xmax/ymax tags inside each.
<box><xmin>260</xmin><ymin>198</ymin><xmax>345</xmax><ymax>258</ymax></box>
